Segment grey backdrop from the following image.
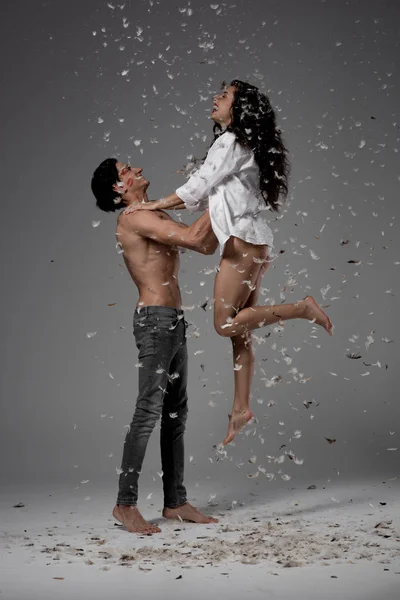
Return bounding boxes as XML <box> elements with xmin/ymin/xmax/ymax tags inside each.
<box><xmin>1</xmin><ymin>0</ymin><xmax>399</xmax><ymax>496</ymax></box>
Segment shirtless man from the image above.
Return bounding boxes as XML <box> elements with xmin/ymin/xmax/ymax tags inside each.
<box><xmin>91</xmin><ymin>158</ymin><xmax>219</xmax><ymax>535</ymax></box>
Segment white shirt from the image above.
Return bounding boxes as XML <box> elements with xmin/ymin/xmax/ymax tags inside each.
<box><xmin>175</xmin><ymin>131</ymin><xmax>274</xmax><ymax>253</ymax></box>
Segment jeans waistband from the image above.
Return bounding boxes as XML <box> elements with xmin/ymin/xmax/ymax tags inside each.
<box><xmin>134</xmin><ymin>306</ymin><xmax>184</xmax><ymax>317</ymax></box>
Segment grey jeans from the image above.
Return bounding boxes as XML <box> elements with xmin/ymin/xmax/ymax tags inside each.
<box><xmin>117</xmin><ymin>306</ymin><xmax>188</xmax><ymax>508</ymax></box>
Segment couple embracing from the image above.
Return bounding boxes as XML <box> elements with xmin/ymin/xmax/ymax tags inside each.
<box><xmin>91</xmin><ymin>79</ymin><xmax>332</xmax><ymax>535</ymax></box>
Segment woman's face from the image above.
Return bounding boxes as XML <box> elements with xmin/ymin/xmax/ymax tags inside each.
<box><xmin>212</xmin><ymin>85</ymin><xmax>235</xmax><ymax>127</ymax></box>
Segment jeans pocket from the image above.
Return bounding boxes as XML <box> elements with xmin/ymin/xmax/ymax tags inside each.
<box><xmin>153</xmin><ymin>316</ymin><xmax>183</xmax><ymax>332</ymax></box>
<box><xmin>133</xmin><ymin>313</ymin><xmax>153</xmax><ymax>333</ymax></box>
<box><xmin>136</xmin><ymin>330</ymin><xmax>156</xmax><ymax>358</ymax></box>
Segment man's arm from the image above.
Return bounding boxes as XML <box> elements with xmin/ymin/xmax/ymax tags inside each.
<box><xmin>199</xmin><ymin>220</ymin><xmax>219</xmax><ymax>255</ymax></box>
<box><xmin>122</xmin><ymin>210</ymin><xmax>218</xmax><ymax>255</ymax></box>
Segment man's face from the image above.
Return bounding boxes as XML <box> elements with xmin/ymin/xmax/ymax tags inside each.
<box><xmin>113</xmin><ymin>162</ymin><xmax>150</xmax><ymax>197</ymax></box>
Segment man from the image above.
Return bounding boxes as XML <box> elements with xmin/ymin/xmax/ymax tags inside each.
<box><xmin>91</xmin><ymin>158</ymin><xmax>218</xmax><ymax>535</ymax></box>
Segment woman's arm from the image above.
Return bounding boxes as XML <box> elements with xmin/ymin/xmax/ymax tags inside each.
<box><xmin>176</xmin><ymin>132</ymin><xmax>247</xmax><ymax>206</ymax></box>
<box><xmin>125</xmin><ymin>132</ymin><xmax>244</xmax><ymax>214</ymax></box>
<box><xmin>165</xmin><ymin>193</ymin><xmax>186</xmax><ymax>210</ymax></box>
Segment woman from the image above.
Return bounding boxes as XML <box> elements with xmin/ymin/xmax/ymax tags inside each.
<box><xmin>125</xmin><ymin>80</ymin><xmax>333</xmax><ymax>446</ymax></box>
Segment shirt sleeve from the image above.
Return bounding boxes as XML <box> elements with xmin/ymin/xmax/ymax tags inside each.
<box><xmin>175</xmin><ymin>132</ymin><xmax>247</xmax><ymax>212</ymax></box>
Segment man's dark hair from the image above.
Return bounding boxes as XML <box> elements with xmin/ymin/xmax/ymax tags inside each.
<box><xmin>91</xmin><ymin>158</ymin><xmax>124</xmax><ymax>213</ymax></box>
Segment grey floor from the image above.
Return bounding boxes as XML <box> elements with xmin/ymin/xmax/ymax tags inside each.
<box><xmin>1</xmin><ymin>478</ymin><xmax>399</xmax><ymax>600</ymax></box>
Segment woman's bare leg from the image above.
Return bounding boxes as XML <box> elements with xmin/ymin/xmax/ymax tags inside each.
<box><xmin>223</xmin><ymin>264</ymin><xmax>266</xmax><ymax>445</ymax></box>
<box><xmin>214</xmin><ymin>239</ymin><xmax>332</xmax><ymax>340</ymax></box>
<box><xmin>214</xmin><ymin>237</ymin><xmax>332</xmax><ymax>445</ymax></box>
<box><xmin>217</xmin><ymin>297</ymin><xmax>332</xmax><ymax>337</ymax></box>
<box><xmin>225</xmin><ymin>332</ymin><xmax>254</xmax><ymax>445</ymax></box>
<box><xmin>214</xmin><ymin>238</ymin><xmax>266</xmax><ymax>445</ymax></box>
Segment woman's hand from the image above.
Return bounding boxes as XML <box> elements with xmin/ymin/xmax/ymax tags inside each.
<box><xmin>124</xmin><ymin>193</ymin><xmax>184</xmax><ymax>215</ymax></box>
<box><xmin>124</xmin><ymin>200</ymin><xmax>162</xmax><ymax>215</ymax></box>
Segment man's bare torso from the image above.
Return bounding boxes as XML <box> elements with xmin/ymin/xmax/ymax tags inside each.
<box><xmin>116</xmin><ymin>210</ymin><xmax>182</xmax><ymax>308</ymax></box>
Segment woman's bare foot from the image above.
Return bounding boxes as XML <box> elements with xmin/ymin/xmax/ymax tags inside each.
<box><xmin>112</xmin><ymin>504</ymin><xmax>161</xmax><ymax>535</ymax></box>
<box><xmin>162</xmin><ymin>502</ymin><xmax>218</xmax><ymax>524</ymax></box>
<box><xmin>302</xmin><ymin>296</ymin><xmax>333</xmax><ymax>335</ymax></box>
<box><xmin>222</xmin><ymin>408</ymin><xmax>254</xmax><ymax>446</ymax></box>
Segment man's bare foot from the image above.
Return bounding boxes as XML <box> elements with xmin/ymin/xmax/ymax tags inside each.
<box><xmin>222</xmin><ymin>408</ymin><xmax>254</xmax><ymax>446</ymax></box>
<box><xmin>112</xmin><ymin>504</ymin><xmax>161</xmax><ymax>535</ymax></box>
<box><xmin>302</xmin><ymin>296</ymin><xmax>333</xmax><ymax>335</ymax></box>
<box><xmin>162</xmin><ymin>502</ymin><xmax>218</xmax><ymax>524</ymax></box>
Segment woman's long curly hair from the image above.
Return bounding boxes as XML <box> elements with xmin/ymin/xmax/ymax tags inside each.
<box><xmin>212</xmin><ymin>80</ymin><xmax>290</xmax><ymax>212</ymax></box>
